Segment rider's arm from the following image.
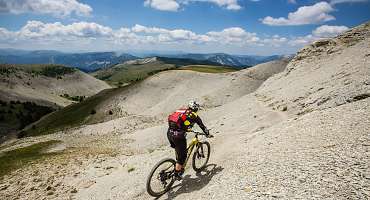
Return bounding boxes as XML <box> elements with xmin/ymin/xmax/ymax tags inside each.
<box><xmin>193</xmin><ymin>114</ymin><xmax>208</xmax><ymax>134</ymax></box>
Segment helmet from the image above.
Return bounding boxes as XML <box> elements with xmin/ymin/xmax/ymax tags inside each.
<box><xmin>188</xmin><ymin>100</ymin><xmax>200</xmax><ymax>112</ymax></box>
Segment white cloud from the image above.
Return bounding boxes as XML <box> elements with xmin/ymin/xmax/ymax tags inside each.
<box><xmin>144</xmin><ymin>0</ymin><xmax>242</xmax><ymax>11</ymax></box>
<box><xmin>144</xmin><ymin>0</ymin><xmax>180</xmax><ymax>11</ymax></box>
<box><xmin>262</xmin><ymin>35</ymin><xmax>288</xmax><ymax>47</ymax></box>
<box><xmin>288</xmin><ymin>34</ymin><xmax>315</xmax><ymax>46</ymax></box>
<box><xmin>202</xmin><ymin>0</ymin><xmax>242</xmax><ymax>10</ymax></box>
<box><xmin>0</xmin><ymin>21</ymin><xmax>263</xmax><ymax>50</ymax></box>
<box><xmin>0</xmin><ymin>0</ymin><xmax>92</xmax><ymax>17</ymax></box>
<box><xmin>16</xmin><ymin>21</ymin><xmax>113</xmax><ymax>40</ymax></box>
<box><xmin>207</xmin><ymin>27</ymin><xmax>259</xmax><ymax>44</ymax></box>
<box><xmin>330</xmin><ymin>0</ymin><xmax>368</xmax><ymax>5</ymax></box>
<box><xmin>312</xmin><ymin>25</ymin><xmax>349</xmax><ymax>37</ymax></box>
<box><xmin>289</xmin><ymin>24</ymin><xmax>349</xmax><ymax>46</ymax></box>
<box><xmin>0</xmin><ymin>20</ymin><xmax>350</xmax><ymax>54</ymax></box>
<box><xmin>262</xmin><ymin>2</ymin><xmax>335</xmax><ymax>26</ymax></box>
<box><xmin>0</xmin><ymin>28</ymin><xmax>13</xmax><ymax>41</ymax></box>
<box><xmin>131</xmin><ymin>24</ymin><xmax>169</xmax><ymax>34</ymax></box>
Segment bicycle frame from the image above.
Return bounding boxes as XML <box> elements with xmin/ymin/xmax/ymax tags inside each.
<box><xmin>182</xmin><ymin>135</ymin><xmax>200</xmax><ymax>169</ymax></box>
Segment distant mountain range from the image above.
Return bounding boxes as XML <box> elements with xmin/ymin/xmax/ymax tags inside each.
<box><xmin>144</xmin><ymin>53</ymin><xmax>285</xmax><ymax>67</ymax></box>
<box><xmin>0</xmin><ymin>49</ymin><xmax>286</xmax><ymax>71</ymax></box>
<box><xmin>0</xmin><ymin>49</ymin><xmax>138</xmax><ymax>72</ymax></box>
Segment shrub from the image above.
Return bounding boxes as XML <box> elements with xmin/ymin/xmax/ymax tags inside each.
<box><xmin>90</xmin><ymin>109</ymin><xmax>96</xmax><ymax>115</ymax></box>
<box><xmin>128</xmin><ymin>167</ymin><xmax>135</xmax><ymax>173</ymax></box>
<box><xmin>0</xmin><ymin>100</ymin><xmax>7</xmax><ymax>106</ymax></box>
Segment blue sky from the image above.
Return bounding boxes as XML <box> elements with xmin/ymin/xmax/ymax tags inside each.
<box><xmin>0</xmin><ymin>0</ymin><xmax>369</xmax><ymax>55</ymax></box>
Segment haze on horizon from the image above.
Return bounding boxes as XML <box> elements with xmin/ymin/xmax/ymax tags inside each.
<box><xmin>0</xmin><ymin>0</ymin><xmax>369</xmax><ymax>55</ymax></box>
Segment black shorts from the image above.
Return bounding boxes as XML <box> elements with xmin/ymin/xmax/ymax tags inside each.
<box><xmin>167</xmin><ymin>128</ymin><xmax>187</xmax><ymax>165</ymax></box>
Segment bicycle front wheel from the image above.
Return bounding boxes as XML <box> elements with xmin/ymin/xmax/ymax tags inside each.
<box><xmin>146</xmin><ymin>158</ymin><xmax>176</xmax><ymax>197</ymax></box>
<box><xmin>192</xmin><ymin>141</ymin><xmax>211</xmax><ymax>172</ymax></box>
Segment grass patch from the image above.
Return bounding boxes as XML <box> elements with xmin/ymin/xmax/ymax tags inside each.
<box><xmin>21</xmin><ymin>84</ymin><xmax>135</xmax><ymax>137</ymax></box>
<box><xmin>93</xmin><ymin>61</ymin><xmax>176</xmax><ymax>86</ymax></box>
<box><xmin>0</xmin><ymin>64</ymin><xmax>77</xmax><ymax>78</ymax></box>
<box><xmin>179</xmin><ymin>65</ymin><xmax>238</xmax><ymax>73</ymax></box>
<box><xmin>59</xmin><ymin>94</ymin><xmax>86</xmax><ymax>102</ymax></box>
<box><xmin>21</xmin><ymin>89</ymin><xmax>112</xmax><ymax>136</ymax></box>
<box><xmin>93</xmin><ymin>57</ymin><xmax>226</xmax><ymax>86</ymax></box>
<box><xmin>0</xmin><ymin>140</ymin><xmax>61</xmax><ymax>178</ymax></box>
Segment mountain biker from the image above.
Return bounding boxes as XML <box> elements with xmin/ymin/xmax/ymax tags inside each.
<box><xmin>167</xmin><ymin>100</ymin><xmax>212</xmax><ymax>179</ymax></box>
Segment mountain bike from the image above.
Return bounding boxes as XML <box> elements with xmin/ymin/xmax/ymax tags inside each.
<box><xmin>146</xmin><ymin>131</ymin><xmax>213</xmax><ymax>197</ymax></box>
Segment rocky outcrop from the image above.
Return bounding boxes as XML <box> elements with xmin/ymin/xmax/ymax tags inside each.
<box><xmin>257</xmin><ymin>21</ymin><xmax>370</xmax><ymax>116</ymax></box>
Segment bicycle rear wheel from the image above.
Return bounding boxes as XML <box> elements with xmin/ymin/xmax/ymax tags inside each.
<box><xmin>192</xmin><ymin>141</ymin><xmax>211</xmax><ymax>172</ymax></box>
<box><xmin>146</xmin><ymin>158</ymin><xmax>176</xmax><ymax>197</ymax></box>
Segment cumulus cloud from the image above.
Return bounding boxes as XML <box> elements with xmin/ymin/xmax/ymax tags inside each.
<box><xmin>0</xmin><ymin>0</ymin><xmax>92</xmax><ymax>17</ymax></box>
<box><xmin>262</xmin><ymin>2</ymin><xmax>335</xmax><ymax>26</ymax></box>
<box><xmin>144</xmin><ymin>0</ymin><xmax>242</xmax><ymax>11</ymax></box>
<box><xmin>262</xmin><ymin>35</ymin><xmax>288</xmax><ymax>47</ymax></box>
<box><xmin>0</xmin><ymin>27</ymin><xmax>13</xmax><ymax>41</ymax></box>
<box><xmin>144</xmin><ymin>0</ymin><xmax>180</xmax><ymax>11</ymax></box>
<box><xmin>312</xmin><ymin>25</ymin><xmax>349</xmax><ymax>37</ymax></box>
<box><xmin>16</xmin><ymin>21</ymin><xmax>113</xmax><ymax>40</ymax></box>
<box><xmin>0</xmin><ymin>21</ymin><xmax>264</xmax><ymax>49</ymax></box>
<box><xmin>207</xmin><ymin>27</ymin><xmax>259</xmax><ymax>44</ymax></box>
<box><xmin>198</xmin><ymin>0</ymin><xmax>242</xmax><ymax>10</ymax></box>
<box><xmin>131</xmin><ymin>24</ymin><xmax>169</xmax><ymax>34</ymax></box>
<box><xmin>0</xmin><ymin>20</ymin><xmax>350</xmax><ymax>54</ymax></box>
<box><xmin>288</xmin><ymin>25</ymin><xmax>349</xmax><ymax>46</ymax></box>
<box><xmin>330</xmin><ymin>0</ymin><xmax>368</xmax><ymax>5</ymax></box>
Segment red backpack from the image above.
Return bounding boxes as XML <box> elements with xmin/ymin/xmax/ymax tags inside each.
<box><xmin>168</xmin><ymin>108</ymin><xmax>188</xmax><ymax>127</ymax></box>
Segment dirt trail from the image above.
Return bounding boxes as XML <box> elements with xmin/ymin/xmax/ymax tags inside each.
<box><xmin>72</xmin><ymin>94</ymin><xmax>289</xmax><ymax>200</ymax></box>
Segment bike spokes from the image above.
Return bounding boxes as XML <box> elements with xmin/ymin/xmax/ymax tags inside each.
<box><xmin>146</xmin><ymin>159</ymin><xmax>176</xmax><ymax>197</ymax></box>
<box><xmin>192</xmin><ymin>142</ymin><xmax>211</xmax><ymax>172</ymax></box>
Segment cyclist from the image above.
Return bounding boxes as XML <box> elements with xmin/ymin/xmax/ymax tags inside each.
<box><xmin>167</xmin><ymin>100</ymin><xmax>211</xmax><ymax>179</ymax></box>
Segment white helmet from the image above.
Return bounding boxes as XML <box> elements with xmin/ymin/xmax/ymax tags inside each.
<box><xmin>188</xmin><ymin>100</ymin><xmax>200</xmax><ymax>112</ymax></box>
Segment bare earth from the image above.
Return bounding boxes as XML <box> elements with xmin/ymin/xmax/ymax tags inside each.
<box><xmin>0</xmin><ymin>23</ymin><xmax>369</xmax><ymax>200</ymax></box>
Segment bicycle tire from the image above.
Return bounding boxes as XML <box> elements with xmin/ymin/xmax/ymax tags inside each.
<box><xmin>146</xmin><ymin>158</ymin><xmax>176</xmax><ymax>197</ymax></box>
<box><xmin>192</xmin><ymin>141</ymin><xmax>211</xmax><ymax>172</ymax></box>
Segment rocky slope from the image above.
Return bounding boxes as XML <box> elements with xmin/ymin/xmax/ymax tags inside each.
<box><xmin>0</xmin><ymin>64</ymin><xmax>111</xmax><ymax>107</ymax></box>
<box><xmin>0</xmin><ymin>22</ymin><xmax>369</xmax><ymax>200</ymax></box>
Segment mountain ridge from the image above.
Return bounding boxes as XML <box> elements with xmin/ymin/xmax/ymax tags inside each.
<box><xmin>0</xmin><ymin>49</ymin><xmax>285</xmax><ymax>70</ymax></box>
<box><xmin>0</xmin><ymin>50</ymin><xmax>138</xmax><ymax>72</ymax></box>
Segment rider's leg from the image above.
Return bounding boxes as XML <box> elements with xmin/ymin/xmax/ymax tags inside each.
<box><xmin>176</xmin><ymin>163</ymin><xmax>183</xmax><ymax>171</ymax></box>
<box><xmin>174</xmin><ymin>135</ymin><xmax>186</xmax><ymax>176</ymax></box>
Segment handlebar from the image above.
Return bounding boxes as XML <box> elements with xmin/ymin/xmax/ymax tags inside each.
<box><xmin>187</xmin><ymin>130</ymin><xmax>214</xmax><ymax>138</ymax></box>
<box><xmin>188</xmin><ymin>131</ymin><xmax>204</xmax><ymax>135</ymax></box>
